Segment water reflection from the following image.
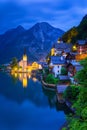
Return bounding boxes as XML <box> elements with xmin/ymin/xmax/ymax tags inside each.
<box><xmin>11</xmin><ymin>72</ymin><xmax>37</xmax><ymax>87</ymax></box>
<box><xmin>10</xmin><ymin>72</ymin><xmax>72</xmax><ymax>114</ymax></box>
<box><xmin>0</xmin><ymin>72</ymin><xmax>72</xmax><ymax>130</ymax></box>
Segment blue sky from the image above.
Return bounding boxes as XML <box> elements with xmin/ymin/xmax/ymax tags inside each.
<box><xmin>0</xmin><ymin>0</ymin><xmax>87</xmax><ymax>33</ymax></box>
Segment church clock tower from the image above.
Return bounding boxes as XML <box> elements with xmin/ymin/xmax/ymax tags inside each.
<box><xmin>23</xmin><ymin>49</ymin><xmax>27</xmax><ymax>71</ymax></box>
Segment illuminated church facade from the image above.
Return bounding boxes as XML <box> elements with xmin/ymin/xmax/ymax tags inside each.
<box><xmin>18</xmin><ymin>53</ymin><xmax>28</xmax><ymax>72</ymax></box>
<box><xmin>18</xmin><ymin>53</ymin><xmax>42</xmax><ymax>72</ymax></box>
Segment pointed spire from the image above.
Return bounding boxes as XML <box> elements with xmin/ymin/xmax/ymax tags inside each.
<box><xmin>24</xmin><ymin>48</ymin><xmax>26</xmax><ymax>55</ymax></box>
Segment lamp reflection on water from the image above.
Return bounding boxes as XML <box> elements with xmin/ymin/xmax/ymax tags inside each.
<box><xmin>23</xmin><ymin>77</ymin><xmax>27</xmax><ymax>88</ymax></box>
<box><xmin>11</xmin><ymin>72</ymin><xmax>37</xmax><ymax>87</ymax></box>
<box><xmin>32</xmin><ymin>77</ymin><xmax>37</xmax><ymax>82</ymax></box>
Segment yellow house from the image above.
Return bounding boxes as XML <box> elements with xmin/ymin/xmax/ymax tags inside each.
<box><xmin>32</xmin><ymin>62</ymin><xmax>39</xmax><ymax>70</ymax></box>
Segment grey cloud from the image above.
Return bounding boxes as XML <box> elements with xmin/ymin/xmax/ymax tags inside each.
<box><xmin>0</xmin><ymin>0</ymin><xmax>87</xmax><ymax>33</ymax></box>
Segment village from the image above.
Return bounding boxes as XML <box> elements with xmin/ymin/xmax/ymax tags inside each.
<box><xmin>0</xmin><ymin>36</ymin><xmax>87</xmax><ymax>130</ymax></box>
<box><xmin>0</xmin><ymin>38</ymin><xmax>87</xmax><ymax>104</ymax></box>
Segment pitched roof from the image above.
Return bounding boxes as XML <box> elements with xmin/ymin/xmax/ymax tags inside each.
<box><xmin>59</xmin><ymin>75</ymin><xmax>70</xmax><ymax>80</ymax></box>
<box><xmin>75</xmin><ymin>65</ymin><xmax>83</xmax><ymax>72</ymax></box>
<box><xmin>77</xmin><ymin>40</ymin><xmax>86</xmax><ymax>45</ymax></box>
<box><xmin>50</xmin><ymin>56</ymin><xmax>66</xmax><ymax>65</ymax></box>
<box><xmin>54</xmin><ymin>42</ymin><xmax>72</xmax><ymax>51</ymax></box>
<box><xmin>70</xmin><ymin>61</ymin><xmax>83</xmax><ymax>72</ymax></box>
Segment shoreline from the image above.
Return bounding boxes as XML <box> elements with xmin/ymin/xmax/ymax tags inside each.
<box><xmin>41</xmin><ymin>78</ymin><xmax>56</xmax><ymax>91</ymax></box>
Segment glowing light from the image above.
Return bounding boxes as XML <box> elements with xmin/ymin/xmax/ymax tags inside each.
<box><xmin>39</xmin><ymin>64</ymin><xmax>42</xmax><ymax>69</ymax></box>
<box><xmin>80</xmin><ymin>51</ymin><xmax>82</xmax><ymax>54</ymax></box>
<box><xmin>27</xmin><ymin>73</ymin><xmax>31</xmax><ymax>78</ymax></box>
<box><xmin>19</xmin><ymin>67</ymin><xmax>22</xmax><ymax>72</ymax></box>
<box><xmin>32</xmin><ymin>62</ymin><xmax>39</xmax><ymax>70</ymax></box>
<box><xmin>24</xmin><ymin>73</ymin><xmax>27</xmax><ymax>78</ymax></box>
<box><xmin>73</xmin><ymin>45</ymin><xmax>77</xmax><ymax>51</ymax></box>
<box><xmin>24</xmin><ymin>68</ymin><xmax>27</xmax><ymax>72</ymax></box>
<box><xmin>23</xmin><ymin>54</ymin><xmax>27</xmax><ymax>61</ymax></box>
<box><xmin>27</xmin><ymin>66</ymin><xmax>32</xmax><ymax>72</ymax></box>
<box><xmin>76</xmin><ymin>54</ymin><xmax>87</xmax><ymax>61</ymax></box>
<box><xmin>32</xmin><ymin>77</ymin><xmax>37</xmax><ymax>82</ymax></box>
<box><xmin>14</xmin><ymin>73</ymin><xmax>18</xmax><ymax>78</ymax></box>
<box><xmin>23</xmin><ymin>77</ymin><xmax>27</xmax><ymax>87</ymax></box>
<box><xmin>14</xmin><ymin>67</ymin><xmax>18</xmax><ymax>71</ymax></box>
<box><xmin>19</xmin><ymin>73</ymin><xmax>22</xmax><ymax>81</ymax></box>
<box><xmin>57</xmin><ymin>40</ymin><xmax>60</xmax><ymax>43</ymax></box>
<box><xmin>51</xmin><ymin>48</ymin><xmax>55</xmax><ymax>56</ymax></box>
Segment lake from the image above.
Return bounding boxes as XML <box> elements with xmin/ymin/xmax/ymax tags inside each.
<box><xmin>0</xmin><ymin>72</ymin><xmax>70</xmax><ymax>130</ymax></box>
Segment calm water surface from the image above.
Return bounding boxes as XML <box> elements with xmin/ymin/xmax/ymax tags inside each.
<box><xmin>0</xmin><ymin>72</ymin><xmax>70</xmax><ymax>130</ymax></box>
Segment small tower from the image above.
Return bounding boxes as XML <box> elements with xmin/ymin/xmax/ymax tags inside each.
<box><xmin>23</xmin><ymin>49</ymin><xmax>27</xmax><ymax>71</ymax></box>
<box><xmin>51</xmin><ymin>44</ymin><xmax>55</xmax><ymax>56</ymax></box>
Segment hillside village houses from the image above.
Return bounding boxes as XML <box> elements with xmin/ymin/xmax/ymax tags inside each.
<box><xmin>49</xmin><ymin>56</ymin><xmax>66</xmax><ymax>77</ymax></box>
<box><xmin>76</xmin><ymin>40</ymin><xmax>87</xmax><ymax>54</ymax></box>
<box><xmin>75</xmin><ymin>40</ymin><xmax>87</xmax><ymax>61</ymax></box>
<box><xmin>4</xmin><ymin>38</ymin><xmax>87</xmax><ymax>85</ymax></box>
<box><xmin>47</xmin><ymin>39</ymin><xmax>87</xmax><ymax>83</ymax></box>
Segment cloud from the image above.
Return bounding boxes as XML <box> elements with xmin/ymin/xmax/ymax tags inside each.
<box><xmin>0</xmin><ymin>0</ymin><xmax>87</xmax><ymax>33</ymax></box>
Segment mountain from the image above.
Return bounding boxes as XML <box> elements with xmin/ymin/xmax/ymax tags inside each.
<box><xmin>62</xmin><ymin>14</ymin><xmax>87</xmax><ymax>43</ymax></box>
<box><xmin>0</xmin><ymin>22</ymin><xmax>64</xmax><ymax>64</ymax></box>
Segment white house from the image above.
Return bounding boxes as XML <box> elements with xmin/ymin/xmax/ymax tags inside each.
<box><xmin>49</xmin><ymin>56</ymin><xmax>66</xmax><ymax>77</ymax></box>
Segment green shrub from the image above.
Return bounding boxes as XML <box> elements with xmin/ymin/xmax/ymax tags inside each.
<box><xmin>63</xmin><ymin>85</ymin><xmax>80</xmax><ymax>102</ymax></box>
<box><xmin>61</xmin><ymin>67</ymin><xmax>67</xmax><ymax>75</ymax></box>
<box><xmin>46</xmin><ymin>74</ymin><xmax>59</xmax><ymax>85</ymax></box>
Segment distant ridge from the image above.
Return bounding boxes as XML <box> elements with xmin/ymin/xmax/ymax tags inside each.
<box><xmin>0</xmin><ymin>22</ymin><xmax>64</xmax><ymax>63</ymax></box>
<box><xmin>62</xmin><ymin>14</ymin><xmax>87</xmax><ymax>43</ymax></box>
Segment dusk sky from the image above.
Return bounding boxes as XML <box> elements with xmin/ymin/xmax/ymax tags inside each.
<box><xmin>0</xmin><ymin>0</ymin><xmax>87</xmax><ymax>34</ymax></box>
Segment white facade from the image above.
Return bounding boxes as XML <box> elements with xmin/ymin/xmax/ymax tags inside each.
<box><xmin>52</xmin><ymin>65</ymin><xmax>63</xmax><ymax>77</ymax></box>
<box><xmin>18</xmin><ymin>54</ymin><xmax>27</xmax><ymax>72</ymax></box>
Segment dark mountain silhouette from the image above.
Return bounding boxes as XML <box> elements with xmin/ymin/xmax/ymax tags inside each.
<box><xmin>0</xmin><ymin>22</ymin><xmax>64</xmax><ymax>63</ymax></box>
<box><xmin>62</xmin><ymin>14</ymin><xmax>87</xmax><ymax>43</ymax></box>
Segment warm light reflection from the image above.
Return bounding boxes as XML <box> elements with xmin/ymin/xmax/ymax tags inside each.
<box><xmin>27</xmin><ymin>73</ymin><xmax>31</xmax><ymax>79</ymax></box>
<box><xmin>23</xmin><ymin>77</ymin><xmax>27</xmax><ymax>88</ymax></box>
<box><xmin>32</xmin><ymin>77</ymin><xmax>37</xmax><ymax>82</ymax></box>
<box><xmin>11</xmin><ymin>72</ymin><xmax>38</xmax><ymax>88</ymax></box>
<box><xmin>14</xmin><ymin>73</ymin><xmax>18</xmax><ymax>78</ymax></box>
<box><xmin>19</xmin><ymin>73</ymin><xmax>22</xmax><ymax>81</ymax></box>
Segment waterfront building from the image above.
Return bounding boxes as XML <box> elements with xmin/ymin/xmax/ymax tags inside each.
<box><xmin>18</xmin><ymin>52</ymin><xmax>28</xmax><ymax>72</ymax></box>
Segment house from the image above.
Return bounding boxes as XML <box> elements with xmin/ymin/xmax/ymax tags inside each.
<box><xmin>49</xmin><ymin>56</ymin><xmax>66</xmax><ymax>77</ymax></box>
<box><xmin>66</xmin><ymin>53</ymin><xmax>75</xmax><ymax>63</ymax></box>
<box><xmin>67</xmin><ymin>61</ymin><xmax>83</xmax><ymax>77</ymax></box>
<box><xmin>67</xmin><ymin>61</ymin><xmax>83</xmax><ymax>84</ymax></box>
<box><xmin>76</xmin><ymin>40</ymin><xmax>87</xmax><ymax>54</ymax></box>
<box><xmin>50</xmin><ymin>41</ymin><xmax>73</xmax><ymax>57</ymax></box>
<box><xmin>71</xmin><ymin>61</ymin><xmax>83</xmax><ymax>73</ymax></box>
<box><xmin>54</xmin><ymin>42</ymin><xmax>72</xmax><ymax>55</ymax></box>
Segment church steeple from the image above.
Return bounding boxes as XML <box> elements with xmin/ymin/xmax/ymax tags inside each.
<box><xmin>23</xmin><ymin>48</ymin><xmax>27</xmax><ymax>61</ymax></box>
<box><xmin>22</xmin><ymin>48</ymin><xmax>27</xmax><ymax>71</ymax></box>
<box><xmin>24</xmin><ymin>48</ymin><xmax>26</xmax><ymax>55</ymax></box>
